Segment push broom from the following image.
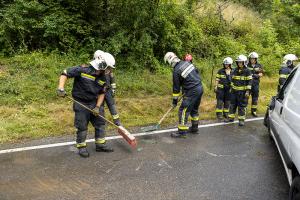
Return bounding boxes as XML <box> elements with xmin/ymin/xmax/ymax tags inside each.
<box><xmin>141</xmin><ymin>95</ymin><xmax>183</xmax><ymax>132</ymax></box>
<box><xmin>66</xmin><ymin>96</ymin><xmax>137</xmax><ymax>148</ymax></box>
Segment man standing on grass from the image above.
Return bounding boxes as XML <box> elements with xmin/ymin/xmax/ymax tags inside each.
<box><xmin>164</xmin><ymin>52</ymin><xmax>203</xmax><ymax>138</ymax></box>
<box><xmin>247</xmin><ymin>52</ymin><xmax>263</xmax><ymax>117</ymax></box>
<box><xmin>56</xmin><ymin>52</ymin><xmax>114</xmax><ymax>158</ymax></box>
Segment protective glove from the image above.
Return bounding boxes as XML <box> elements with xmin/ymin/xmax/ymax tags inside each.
<box><xmin>92</xmin><ymin>106</ymin><xmax>100</xmax><ymax>116</ymax></box>
<box><xmin>245</xmin><ymin>91</ymin><xmax>250</xmax><ymax>98</ymax></box>
<box><xmin>254</xmin><ymin>68</ymin><xmax>261</xmax><ymax>72</ymax></box>
<box><xmin>172</xmin><ymin>98</ymin><xmax>178</xmax><ymax>108</ymax></box>
<box><xmin>111</xmin><ymin>89</ymin><xmax>116</xmax><ymax>97</ymax></box>
<box><xmin>57</xmin><ymin>88</ymin><xmax>66</xmax><ymax>97</ymax></box>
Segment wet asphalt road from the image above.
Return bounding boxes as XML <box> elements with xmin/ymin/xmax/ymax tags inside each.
<box><xmin>0</xmin><ymin>120</ymin><xmax>289</xmax><ymax>200</ymax></box>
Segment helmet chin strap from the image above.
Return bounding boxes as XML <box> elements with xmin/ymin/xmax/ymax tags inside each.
<box><xmin>171</xmin><ymin>58</ymin><xmax>180</xmax><ymax>67</ymax></box>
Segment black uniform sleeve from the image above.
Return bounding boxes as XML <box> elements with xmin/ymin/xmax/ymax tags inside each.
<box><xmin>279</xmin><ymin>68</ymin><xmax>287</xmax><ymax>86</ymax></box>
<box><xmin>246</xmin><ymin>69</ymin><xmax>253</xmax><ymax>90</ymax></box>
<box><xmin>110</xmin><ymin>72</ymin><xmax>116</xmax><ymax>89</ymax></box>
<box><xmin>172</xmin><ymin>70</ymin><xmax>181</xmax><ymax>98</ymax></box>
<box><xmin>63</xmin><ymin>66</ymin><xmax>84</xmax><ymax>78</ymax></box>
<box><xmin>216</xmin><ymin>69</ymin><xmax>222</xmax><ymax>81</ymax></box>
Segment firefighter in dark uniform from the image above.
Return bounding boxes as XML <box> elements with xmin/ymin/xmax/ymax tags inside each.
<box><xmin>94</xmin><ymin>51</ymin><xmax>121</xmax><ymax>126</ymax></box>
<box><xmin>164</xmin><ymin>52</ymin><xmax>203</xmax><ymax>138</ymax></box>
<box><xmin>57</xmin><ymin>53</ymin><xmax>114</xmax><ymax>158</ymax></box>
<box><xmin>214</xmin><ymin>57</ymin><xmax>233</xmax><ymax>120</ymax></box>
<box><xmin>278</xmin><ymin>54</ymin><xmax>298</xmax><ymax>92</ymax></box>
<box><xmin>248</xmin><ymin>52</ymin><xmax>263</xmax><ymax>117</ymax></box>
<box><xmin>226</xmin><ymin>55</ymin><xmax>252</xmax><ymax>126</ymax></box>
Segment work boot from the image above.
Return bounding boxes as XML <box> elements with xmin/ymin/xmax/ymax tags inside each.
<box><xmin>78</xmin><ymin>147</ymin><xmax>89</xmax><ymax>158</ymax></box>
<box><xmin>251</xmin><ymin>111</ymin><xmax>258</xmax><ymax>117</ymax></box>
<box><xmin>96</xmin><ymin>143</ymin><xmax>114</xmax><ymax>152</ymax></box>
<box><xmin>224</xmin><ymin>118</ymin><xmax>234</xmax><ymax>123</ymax></box>
<box><xmin>223</xmin><ymin>113</ymin><xmax>229</xmax><ymax>120</ymax></box>
<box><xmin>239</xmin><ymin>120</ymin><xmax>245</xmax><ymax>126</ymax></box>
<box><xmin>189</xmin><ymin>123</ymin><xmax>199</xmax><ymax>134</ymax></box>
<box><xmin>216</xmin><ymin>114</ymin><xmax>223</xmax><ymax>121</ymax></box>
<box><xmin>171</xmin><ymin>131</ymin><xmax>187</xmax><ymax>138</ymax></box>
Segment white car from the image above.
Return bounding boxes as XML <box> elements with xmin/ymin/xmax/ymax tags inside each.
<box><xmin>264</xmin><ymin>65</ymin><xmax>300</xmax><ymax>200</ymax></box>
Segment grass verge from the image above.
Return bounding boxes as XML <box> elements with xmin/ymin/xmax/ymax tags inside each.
<box><xmin>0</xmin><ymin>53</ymin><xmax>278</xmax><ymax>144</ymax></box>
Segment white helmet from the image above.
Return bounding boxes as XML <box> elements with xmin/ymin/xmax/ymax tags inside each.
<box><xmin>223</xmin><ymin>57</ymin><xmax>233</xmax><ymax>65</ymax></box>
<box><xmin>283</xmin><ymin>54</ymin><xmax>298</xmax><ymax>62</ymax></box>
<box><xmin>164</xmin><ymin>52</ymin><xmax>179</xmax><ymax>66</ymax></box>
<box><xmin>236</xmin><ymin>55</ymin><xmax>248</xmax><ymax>66</ymax></box>
<box><xmin>103</xmin><ymin>52</ymin><xmax>116</xmax><ymax>68</ymax></box>
<box><xmin>249</xmin><ymin>52</ymin><xmax>259</xmax><ymax>59</ymax></box>
<box><xmin>93</xmin><ymin>50</ymin><xmax>105</xmax><ymax>59</ymax></box>
<box><xmin>90</xmin><ymin>57</ymin><xmax>107</xmax><ymax>70</ymax></box>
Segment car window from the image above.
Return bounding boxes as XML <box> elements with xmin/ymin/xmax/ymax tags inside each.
<box><xmin>286</xmin><ymin>70</ymin><xmax>300</xmax><ymax>115</ymax></box>
<box><xmin>278</xmin><ymin>68</ymin><xmax>298</xmax><ymax>100</ymax></box>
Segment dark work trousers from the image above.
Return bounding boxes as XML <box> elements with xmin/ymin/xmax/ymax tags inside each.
<box><xmin>178</xmin><ymin>85</ymin><xmax>203</xmax><ymax>132</ymax></box>
<box><xmin>215</xmin><ymin>87</ymin><xmax>231</xmax><ymax>118</ymax></box>
<box><xmin>228</xmin><ymin>91</ymin><xmax>249</xmax><ymax>121</ymax></box>
<box><xmin>73</xmin><ymin>102</ymin><xmax>105</xmax><ymax>146</ymax></box>
<box><xmin>104</xmin><ymin>89</ymin><xmax>120</xmax><ymax>125</ymax></box>
<box><xmin>250</xmin><ymin>84</ymin><xmax>259</xmax><ymax>112</ymax></box>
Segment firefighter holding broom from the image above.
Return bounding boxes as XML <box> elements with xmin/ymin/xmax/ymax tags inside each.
<box><xmin>56</xmin><ymin>51</ymin><xmax>115</xmax><ymax>158</ymax></box>
<box><xmin>164</xmin><ymin>52</ymin><xmax>203</xmax><ymax>138</ymax></box>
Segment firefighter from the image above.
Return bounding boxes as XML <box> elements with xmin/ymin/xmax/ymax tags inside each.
<box><xmin>226</xmin><ymin>55</ymin><xmax>252</xmax><ymax>126</ymax></box>
<box><xmin>164</xmin><ymin>52</ymin><xmax>203</xmax><ymax>138</ymax></box>
<box><xmin>57</xmin><ymin>52</ymin><xmax>114</xmax><ymax>158</ymax></box>
<box><xmin>278</xmin><ymin>54</ymin><xmax>298</xmax><ymax>91</ymax></box>
<box><xmin>215</xmin><ymin>57</ymin><xmax>233</xmax><ymax>120</ymax></box>
<box><xmin>248</xmin><ymin>52</ymin><xmax>263</xmax><ymax>117</ymax></box>
<box><xmin>94</xmin><ymin>51</ymin><xmax>121</xmax><ymax>126</ymax></box>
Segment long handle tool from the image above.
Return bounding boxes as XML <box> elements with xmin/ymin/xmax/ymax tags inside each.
<box><xmin>66</xmin><ymin>96</ymin><xmax>137</xmax><ymax>148</ymax></box>
<box><xmin>141</xmin><ymin>95</ymin><xmax>183</xmax><ymax>132</ymax></box>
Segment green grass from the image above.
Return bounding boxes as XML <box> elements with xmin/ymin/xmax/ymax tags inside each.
<box><xmin>0</xmin><ymin>53</ymin><xmax>278</xmax><ymax>144</ymax></box>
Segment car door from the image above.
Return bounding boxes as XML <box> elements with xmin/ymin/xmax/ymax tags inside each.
<box><xmin>282</xmin><ymin>68</ymin><xmax>300</xmax><ymax>171</ymax></box>
<box><xmin>270</xmin><ymin>68</ymin><xmax>297</xmax><ymax>168</ymax></box>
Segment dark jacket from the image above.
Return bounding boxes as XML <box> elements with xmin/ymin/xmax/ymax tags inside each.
<box><xmin>279</xmin><ymin>65</ymin><xmax>294</xmax><ymax>87</ymax></box>
<box><xmin>63</xmin><ymin>66</ymin><xmax>106</xmax><ymax>104</ymax></box>
<box><xmin>216</xmin><ymin>68</ymin><xmax>232</xmax><ymax>89</ymax></box>
<box><xmin>172</xmin><ymin>61</ymin><xmax>202</xmax><ymax>97</ymax></box>
<box><xmin>247</xmin><ymin>63</ymin><xmax>263</xmax><ymax>85</ymax></box>
<box><xmin>231</xmin><ymin>67</ymin><xmax>253</xmax><ymax>92</ymax></box>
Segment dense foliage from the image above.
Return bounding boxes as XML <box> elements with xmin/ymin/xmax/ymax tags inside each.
<box><xmin>0</xmin><ymin>0</ymin><xmax>299</xmax><ymax>72</ymax></box>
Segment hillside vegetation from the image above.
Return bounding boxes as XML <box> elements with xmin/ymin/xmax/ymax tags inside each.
<box><xmin>0</xmin><ymin>0</ymin><xmax>299</xmax><ymax>143</ymax></box>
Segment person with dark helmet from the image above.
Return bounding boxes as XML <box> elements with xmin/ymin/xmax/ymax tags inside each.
<box><xmin>164</xmin><ymin>52</ymin><xmax>203</xmax><ymax>138</ymax></box>
<box><xmin>215</xmin><ymin>57</ymin><xmax>233</xmax><ymax>120</ymax></box>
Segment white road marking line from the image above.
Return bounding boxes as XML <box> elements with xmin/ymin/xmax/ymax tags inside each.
<box><xmin>0</xmin><ymin>117</ymin><xmax>264</xmax><ymax>155</ymax></box>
